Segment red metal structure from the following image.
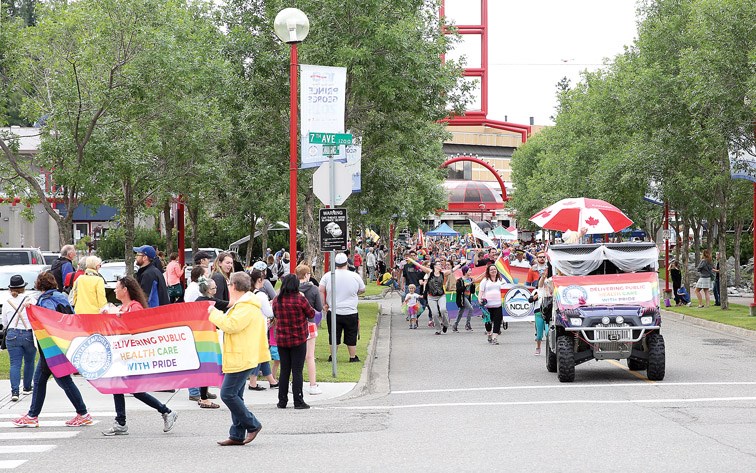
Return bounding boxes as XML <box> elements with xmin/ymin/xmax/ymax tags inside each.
<box><xmin>287</xmin><ymin>43</ymin><xmax>299</xmax><ymax>273</ymax></box>
<box><xmin>441</xmin><ymin>155</ymin><xmax>508</xmax><ymax>202</ymax></box>
<box><xmin>440</xmin><ymin>0</ymin><xmax>532</xmax><ymax>142</ymax></box>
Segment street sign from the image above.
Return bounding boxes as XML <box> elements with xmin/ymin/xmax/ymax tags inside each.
<box><xmin>320</xmin><ymin>208</ymin><xmax>348</xmax><ymax>251</ymax></box>
<box><xmin>308</xmin><ymin>132</ymin><xmax>353</xmax><ymax>146</ymax></box>
<box><xmin>313</xmin><ymin>161</ymin><xmax>352</xmax><ymax>205</ymax></box>
<box><xmin>322</xmin><ymin>145</ymin><xmax>340</xmax><ymax>155</ymax></box>
<box><xmin>662</xmin><ymin>229</ymin><xmax>675</xmax><ymax>241</ymax></box>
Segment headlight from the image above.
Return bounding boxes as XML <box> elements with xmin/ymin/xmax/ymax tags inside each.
<box><xmin>570</xmin><ymin>318</ymin><xmax>583</xmax><ymax>326</ymax></box>
<box><xmin>601</xmin><ymin>316</ymin><xmax>611</xmax><ymax>325</ymax></box>
<box><xmin>615</xmin><ymin>316</ymin><xmax>624</xmax><ymax>324</ymax></box>
<box><xmin>641</xmin><ymin>316</ymin><xmax>652</xmax><ymax>325</ymax></box>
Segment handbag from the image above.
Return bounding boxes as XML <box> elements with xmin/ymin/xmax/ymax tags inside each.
<box><xmin>0</xmin><ymin>297</ymin><xmax>28</xmax><ymax>351</ymax></box>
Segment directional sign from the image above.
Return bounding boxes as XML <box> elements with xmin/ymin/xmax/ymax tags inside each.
<box><xmin>313</xmin><ymin>161</ymin><xmax>352</xmax><ymax>206</ymax></box>
<box><xmin>320</xmin><ymin>208</ymin><xmax>348</xmax><ymax>252</ymax></box>
<box><xmin>309</xmin><ymin>132</ymin><xmax>353</xmax><ymax>146</ymax></box>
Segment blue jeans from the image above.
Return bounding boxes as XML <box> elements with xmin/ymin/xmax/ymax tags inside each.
<box><xmin>28</xmin><ymin>349</ymin><xmax>87</xmax><ymax>417</ymax></box>
<box><xmin>220</xmin><ymin>368</ymin><xmax>262</xmax><ymax>441</ymax></box>
<box><xmin>251</xmin><ymin>362</ymin><xmax>272</xmax><ymax>377</ymax></box>
<box><xmin>6</xmin><ymin>328</ymin><xmax>36</xmax><ymax>394</ymax></box>
<box><xmin>188</xmin><ymin>387</ymin><xmax>201</xmax><ymax>397</ymax></box>
<box><xmin>455</xmin><ymin>297</ymin><xmax>472</xmax><ymax>327</ymax></box>
<box><xmin>113</xmin><ymin>393</ymin><xmax>170</xmax><ymax>426</ymax></box>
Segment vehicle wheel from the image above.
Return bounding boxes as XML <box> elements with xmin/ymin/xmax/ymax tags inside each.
<box><xmin>646</xmin><ymin>332</ymin><xmax>665</xmax><ymax>381</ymax></box>
<box><xmin>627</xmin><ymin>358</ymin><xmax>647</xmax><ymax>371</ymax></box>
<box><xmin>546</xmin><ymin>341</ymin><xmax>557</xmax><ymax>373</ymax></box>
<box><xmin>556</xmin><ymin>334</ymin><xmax>575</xmax><ymax>382</ymax></box>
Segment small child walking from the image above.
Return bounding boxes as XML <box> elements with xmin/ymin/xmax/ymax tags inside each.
<box><xmin>404</xmin><ymin>284</ymin><xmax>421</xmax><ymax>329</ymax></box>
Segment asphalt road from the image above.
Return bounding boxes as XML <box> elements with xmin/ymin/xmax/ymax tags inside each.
<box><xmin>2</xmin><ymin>296</ymin><xmax>755</xmax><ymax>472</ymax></box>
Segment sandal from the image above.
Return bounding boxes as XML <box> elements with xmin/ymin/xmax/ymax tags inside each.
<box><xmin>247</xmin><ymin>385</ymin><xmax>266</xmax><ymax>391</ymax></box>
<box><xmin>199</xmin><ymin>400</ymin><xmax>220</xmax><ymax>409</ymax></box>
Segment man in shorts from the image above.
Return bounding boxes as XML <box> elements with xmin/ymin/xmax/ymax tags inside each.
<box><xmin>319</xmin><ymin>253</ymin><xmax>366</xmax><ymax>362</ymax></box>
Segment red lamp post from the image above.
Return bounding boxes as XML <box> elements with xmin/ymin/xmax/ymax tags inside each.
<box><xmin>274</xmin><ymin>8</ymin><xmax>310</xmax><ymax>274</ymax></box>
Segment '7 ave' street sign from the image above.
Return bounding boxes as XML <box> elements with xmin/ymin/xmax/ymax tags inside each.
<box><xmin>309</xmin><ymin>132</ymin><xmax>353</xmax><ymax>146</ymax></box>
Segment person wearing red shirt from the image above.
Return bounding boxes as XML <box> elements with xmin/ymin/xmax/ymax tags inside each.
<box><xmin>271</xmin><ymin>274</ymin><xmax>315</xmax><ymax>410</ymax></box>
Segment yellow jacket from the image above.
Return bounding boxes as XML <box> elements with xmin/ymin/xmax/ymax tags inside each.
<box><xmin>72</xmin><ymin>270</ymin><xmax>107</xmax><ymax>314</ymax></box>
<box><xmin>209</xmin><ymin>291</ymin><xmax>271</xmax><ymax>374</ymax></box>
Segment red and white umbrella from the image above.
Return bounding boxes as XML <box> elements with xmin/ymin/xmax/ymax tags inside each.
<box><xmin>529</xmin><ymin>198</ymin><xmax>633</xmax><ymax>234</ymax></box>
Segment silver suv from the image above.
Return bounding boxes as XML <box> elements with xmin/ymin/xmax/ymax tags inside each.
<box><xmin>0</xmin><ymin>248</ymin><xmax>46</xmax><ymax>266</ymax></box>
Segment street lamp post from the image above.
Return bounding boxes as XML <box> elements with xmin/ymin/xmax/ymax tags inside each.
<box><xmin>274</xmin><ymin>8</ymin><xmax>310</xmax><ymax>274</ymax></box>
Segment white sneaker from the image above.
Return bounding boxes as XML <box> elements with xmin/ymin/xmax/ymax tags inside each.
<box><xmin>309</xmin><ymin>384</ymin><xmax>323</xmax><ymax>395</ymax></box>
<box><xmin>102</xmin><ymin>422</ymin><xmax>128</xmax><ymax>436</ymax></box>
<box><xmin>162</xmin><ymin>411</ymin><xmax>178</xmax><ymax>432</ymax></box>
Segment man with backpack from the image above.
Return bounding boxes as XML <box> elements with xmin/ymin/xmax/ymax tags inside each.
<box><xmin>50</xmin><ymin>245</ymin><xmax>77</xmax><ymax>293</ymax></box>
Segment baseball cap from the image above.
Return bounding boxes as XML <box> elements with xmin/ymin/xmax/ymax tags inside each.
<box><xmin>133</xmin><ymin>245</ymin><xmax>156</xmax><ymax>260</ymax></box>
<box><xmin>252</xmin><ymin>261</ymin><xmax>267</xmax><ymax>271</ymax></box>
<box><xmin>335</xmin><ymin>253</ymin><xmax>348</xmax><ymax>265</ymax></box>
<box><xmin>193</xmin><ymin>251</ymin><xmax>211</xmax><ymax>263</ymax></box>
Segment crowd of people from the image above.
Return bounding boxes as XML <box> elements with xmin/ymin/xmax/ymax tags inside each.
<box><xmin>347</xmin><ymin>236</ymin><xmax>554</xmax><ymax>353</ymax></box>
<box><xmin>2</xmin><ymin>243</ymin><xmax>367</xmax><ymax>447</ymax></box>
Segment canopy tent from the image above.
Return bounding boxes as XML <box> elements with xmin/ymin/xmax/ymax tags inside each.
<box><xmin>426</xmin><ymin>222</ymin><xmax>460</xmax><ymax>237</ymax></box>
<box><xmin>490</xmin><ymin>226</ymin><xmax>516</xmax><ymax>240</ymax></box>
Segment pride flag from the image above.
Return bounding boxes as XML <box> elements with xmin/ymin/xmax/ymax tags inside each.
<box><xmin>495</xmin><ymin>256</ymin><xmax>514</xmax><ymax>283</ymax></box>
<box><xmin>27</xmin><ymin>302</ymin><xmax>223</xmax><ymax>394</ymax></box>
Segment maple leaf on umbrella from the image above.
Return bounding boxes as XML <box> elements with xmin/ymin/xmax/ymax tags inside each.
<box><xmin>585</xmin><ymin>216</ymin><xmax>600</xmax><ymax>227</ymax></box>
<box><xmin>535</xmin><ymin>210</ymin><xmax>551</xmax><ymax>218</ymax></box>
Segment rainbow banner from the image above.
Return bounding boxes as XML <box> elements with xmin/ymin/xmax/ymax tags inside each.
<box><xmin>27</xmin><ymin>302</ymin><xmax>223</xmax><ymax>394</ymax></box>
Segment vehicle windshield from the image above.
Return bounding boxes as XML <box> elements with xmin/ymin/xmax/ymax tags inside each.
<box><xmin>0</xmin><ymin>269</ymin><xmax>44</xmax><ymax>289</ymax></box>
<box><xmin>99</xmin><ymin>265</ymin><xmax>126</xmax><ymax>282</ymax></box>
<box><xmin>43</xmin><ymin>254</ymin><xmax>58</xmax><ymax>265</ymax></box>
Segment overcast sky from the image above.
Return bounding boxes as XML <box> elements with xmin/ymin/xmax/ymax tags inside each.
<box><xmin>446</xmin><ymin>0</ymin><xmax>640</xmax><ymax>126</ymax></box>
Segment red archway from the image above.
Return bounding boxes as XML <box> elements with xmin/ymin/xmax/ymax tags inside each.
<box><xmin>441</xmin><ymin>155</ymin><xmax>508</xmax><ymax>202</ymax></box>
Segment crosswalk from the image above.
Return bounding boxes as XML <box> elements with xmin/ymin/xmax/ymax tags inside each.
<box><xmin>0</xmin><ymin>413</ymin><xmax>107</xmax><ymax>470</ymax></box>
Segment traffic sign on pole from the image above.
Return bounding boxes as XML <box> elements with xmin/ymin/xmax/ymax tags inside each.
<box><xmin>313</xmin><ymin>161</ymin><xmax>352</xmax><ymax>206</ymax></box>
<box><xmin>319</xmin><ymin>208</ymin><xmax>348</xmax><ymax>251</ymax></box>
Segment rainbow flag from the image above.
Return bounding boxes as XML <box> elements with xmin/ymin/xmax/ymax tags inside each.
<box><xmin>27</xmin><ymin>302</ymin><xmax>223</xmax><ymax>394</ymax></box>
<box><xmin>495</xmin><ymin>256</ymin><xmax>514</xmax><ymax>283</ymax></box>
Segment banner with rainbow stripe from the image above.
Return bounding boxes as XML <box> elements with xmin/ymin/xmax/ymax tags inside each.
<box><xmin>27</xmin><ymin>302</ymin><xmax>223</xmax><ymax>394</ymax></box>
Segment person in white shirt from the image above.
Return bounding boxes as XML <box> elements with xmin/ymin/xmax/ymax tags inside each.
<box><xmin>183</xmin><ymin>266</ymin><xmax>204</xmax><ymax>302</ymax></box>
<box><xmin>2</xmin><ymin>275</ymin><xmax>36</xmax><ymax>401</ymax></box>
<box><xmin>319</xmin><ymin>253</ymin><xmax>366</xmax><ymax>362</ymax></box>
<box><xmin>478</xmin><ymin>264</ymin><xmax>510</xmax><ymax>345</ymax></box>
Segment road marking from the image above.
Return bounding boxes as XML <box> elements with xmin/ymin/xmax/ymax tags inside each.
<box><xmin>322</xmin><ymin>396</ymin><xmax>756</xmax><ymax>410</ymax></box>
<box><xmin>0</xmin><ymin>412</ymin><xmax>115</xmax><ymax>419</ymax></box>
<box><xmin>0</xmin><ymin>445</ymin><xmax>56</xmax><ymax>454</ymax></box>
<box><xmin>390</xmin><ymin>381</ymin><xmax>756</xmax><ymax>394</ymax></box>
<box><xmin>0</xmin><ymin>432</ymin><xmax>79</xmax><ymax>440</ymax></box>
<box><xmin>604</xmin><ymin>359</ymin><xmax>655</xmax><ymax>383</ymax></box>
<box><xmin>0</xmin><ymin>460</ymin><xmax>27</xmax><ymax>469</ymax></box>
<box><xmin>0</xmin><ymin>421</ymin><xmax>98</xmax><ymax>428</ymax></box>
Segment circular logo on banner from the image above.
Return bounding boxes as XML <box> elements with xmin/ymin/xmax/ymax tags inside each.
<box><xmin>562</xmin><ymin>285</ymin><xmax>589</xmax><ymax>306</ymax></box>
<box><xmin>504</xmin><ymin>285</ymin><xmax>535</xmax><ymax>318</ymax></box>
<box><xmin>71</xmin><ymin>334</ymin><xmax>113</xmax><ymax>380</ymax></box>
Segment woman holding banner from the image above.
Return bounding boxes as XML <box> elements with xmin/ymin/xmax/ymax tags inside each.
<box><xmin>479</xmin><ymin>264</ymin><xmax>506</xmax><ymax>345</ymax></box>
<box><xmin>12</xmin><ymin>272</ymin><xmax>93</xmax><ymax>428</ymax></box>
<box><xmin>101</xmin><ymin>276</ymin><xmax>178</xmax><ymax>436</ymax></box>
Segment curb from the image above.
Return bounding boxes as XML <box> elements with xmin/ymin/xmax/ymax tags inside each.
<box><xmin>337</xmin><ymin>299</ymin><xmax>391</xmax><ymax>401</ymax></box>
<box><xmin>662</xmin><ymin>309</ymin><xmax>756</xmax><ymax>341</ymax></box>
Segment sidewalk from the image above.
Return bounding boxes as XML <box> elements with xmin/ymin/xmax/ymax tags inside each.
<box><xmin>0</xmin><ymin>377</ymin><xmax>355</xmax><ymax>416</ymax></box>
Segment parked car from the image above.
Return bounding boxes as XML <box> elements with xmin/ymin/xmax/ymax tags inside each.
<box><xmin>0</xmin><ymin>248</ymin><xmax>45</xmax><ymax>266</ymax></box>
<box><xmin>0</xmin><ymin>264</ymin><xmax>48</xmax><ymax>313</ymax></box>
<box><xmin>99</xmin><ymin>261</ymin><xmax>138</xmax><ymax>304</ymax></box>
<box><xmin>545</xmin><ymin>242</ymin><xmax>665</xmax><ymax>382</ymax></box>
<box><xmin>42</xmin><ymin>251</ymin><xmax>59</xmax><ymax>265</ymax></box>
